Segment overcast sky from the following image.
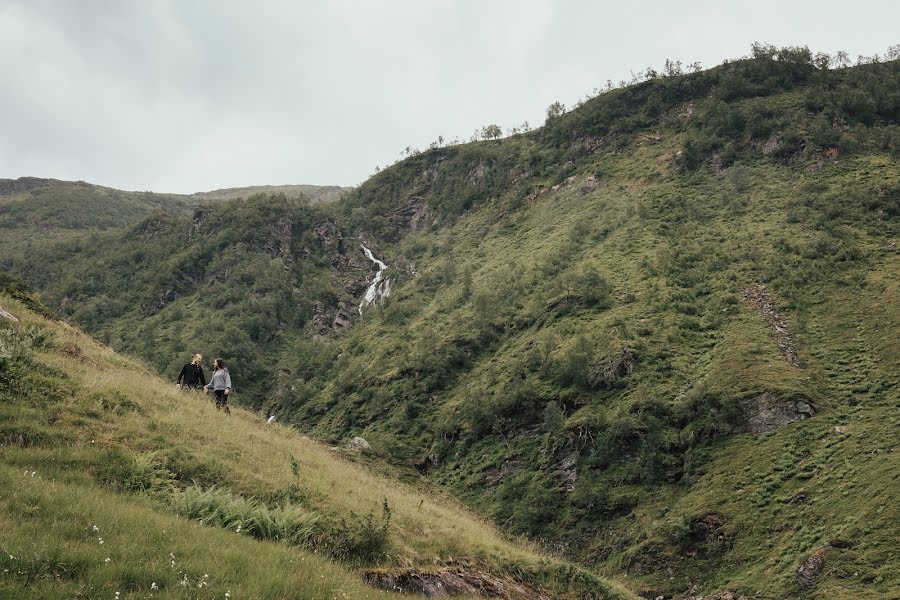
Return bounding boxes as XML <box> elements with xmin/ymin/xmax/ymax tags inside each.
<box><xmin>0</xmin><ymin>1</ymin><xmax>897</xmax><ymax>193</ymax></box>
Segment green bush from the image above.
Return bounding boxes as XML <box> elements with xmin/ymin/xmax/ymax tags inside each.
<box><xmin>93</xmin><ymin>449</ymin><xmax>176</xmax><ymax>496</ymax></box>
<box><xmin>170</xmin><ymin>485</ymin><xmax>321</xmax><ymax>547</ymax></box>
<box><xmin>169</xmin><ymin>485</ymin><xmax>392</xmax><ymax>563</ymax></box>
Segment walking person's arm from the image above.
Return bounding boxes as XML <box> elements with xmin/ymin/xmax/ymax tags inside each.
<box><xmin>176</xmin><ymin>365</ymin><xmax>187</xmax><ymax>387</ymax></box>
<box><xmin>199</xmin><ymin>366</ymin><xmax>207</xmax><ymax>387</ymax></box>
<box><xmin>224</xmin><ymin>371</ymin><xmax>232</xmax><ymax>395</ymax></box>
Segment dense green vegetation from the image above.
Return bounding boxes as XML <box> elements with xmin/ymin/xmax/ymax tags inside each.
<box><xmin>2</xmin><ymin>194</ymin><xmax>362</xmax><ymax>402</ymax></box>
<box><xmin>2</xmin><ymin>47</ymin><xmax>898</xmax><ymax>598</ymax></box>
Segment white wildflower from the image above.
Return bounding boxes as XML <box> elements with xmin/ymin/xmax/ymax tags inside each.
<box><xmin>105</xmin><ymin>557</ymin><xmax>111</xmax><ymax>563</ymax></box>
<box><xmin>235</xmin><ymin>525</ymin><xmax>241</xmax><ymax>533</ymax></box>
<box><xmin>98</xmin><ymin>538</ymin><xmax>104</xmax><ymax>545</ymax></box>
<box><xmin>225</xmin><ymin>592</ymin><xmax>231</xmax><ymax>599</ymax></box>
<box><xmin>92</xmin><ymin>525</ymin><xmax>100</xmax><ymax>532</ymax></box>
<box><xmin>151</xmin><ymin>582</ymin><xmax>159</xmax><ymax>590</ymax></box>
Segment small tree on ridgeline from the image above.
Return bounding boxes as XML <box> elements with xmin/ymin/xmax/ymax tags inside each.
<box><xmin>480</xmin><ymin>124</ymin><xmax>502</xmax><ymax>140</ymax></box>
<box><xmin>545</xmin><ymin>101</ymin><xmax>566</xmax><ymax>124</ymax></box>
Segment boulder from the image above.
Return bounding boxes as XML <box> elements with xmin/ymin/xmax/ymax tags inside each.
<box><xmin>332</xmin><ymin>309</ymin><xmax>353</xmax><ymax>329</ymax></box>
<box><xmin>348</xmin><ymin>436</ymin><xmax>371</xmax><ymax>451</ymax></box>
<box><xmin>747</xmin><ymin>393</ymin><xmax>815</xmax><ymax>433</ymax></box>
<box><xmin>796</xmin><ymin>548</ymin><xmax>827</xmax><ymax>589</ymax></box>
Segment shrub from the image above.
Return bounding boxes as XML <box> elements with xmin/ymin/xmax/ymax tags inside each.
<box><xmin>328</xmin><ymin>498</ymin><xmax>392</xmax><ymax>562</ymax></box>
<box><xmin>169</xmin><ymin>485</ymin><xmax>392</xmax><ymax>563</ymax></box>
<box><xmin>170</xmin><ymin>485</ymin><xmax>321</xmax><ymax>547</ymax></box>
<box><xmin>94</xmin><ymin>449</ymin><xmax>176</xmax><ymax>497</ymax></box>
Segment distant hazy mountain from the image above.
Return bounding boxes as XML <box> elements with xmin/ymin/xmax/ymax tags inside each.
<box><xmin>0</xmin><ymin>178</ymin><xmax>350</xmax><ymax>267</ymax></box>
<box><xmin>191</xmin><ymin>184</ymin><xmax>352</xmax><ymax>203</ymax></box>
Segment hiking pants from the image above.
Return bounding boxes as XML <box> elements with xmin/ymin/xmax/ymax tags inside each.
<box><xmin>213</xmin><ymin>390</ymin><xmax>230</xmax><ymax>414</ymax></box>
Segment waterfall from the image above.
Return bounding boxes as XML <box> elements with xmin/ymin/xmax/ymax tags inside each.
<box><xmin>359</xmin><ymin>244</ymin><xmax>389</xmax><ymax>313</ymax></box>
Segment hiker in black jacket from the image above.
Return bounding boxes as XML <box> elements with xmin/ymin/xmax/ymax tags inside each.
<box><xmin>176</xmin><ymin>353</ymin><xmax>207</xmax><ymax>390</ymax></box>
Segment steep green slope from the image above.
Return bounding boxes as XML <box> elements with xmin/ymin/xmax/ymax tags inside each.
<box><xmin>0</xmin><ymin>292</ymin><xmax>633</xmax><ymax>599</ymax></box>
<box><xmin>8</xmin><ymin>194</ymin><xmax>363</xmax><ymax>401</ymax></box>
<box><xmin>3</xmin><ymin>48</ymin><xmax>899</xmax><ymax>598</ymax></box>
<box><xmin>294</xmin><ymin>59</ymin><xmax>900</xmax><ymax>597</ymax></box>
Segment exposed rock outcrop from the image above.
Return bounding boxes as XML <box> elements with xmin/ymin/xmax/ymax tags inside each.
<box><xmin>188</xmin><ymin>207</ymin><xmax>204</xmax><ymax>240</ymax></box>
<box><xmin>680</xmin><ymin>591</ymin><xmax>748</xmax><ymax>600</ymax></box>
<box><xmin>796</xmin><ymin>547</ymin><xmax>827</xmax><ymax>589</ymax></box>
<box><xmin>746</xmin><ymin>392</ymin><xmax>815</xmax><ymax>433</ymax></box>
<box><xmin>557</xmin><ymin>451</ymin><xmax>578</xmax><ymax>492</ymax></box>
<box><xmin>392</xmin><ymin>194</ymin><xmax>433</xmax><ymax>234</ymax></box>
<box><xmin>332</xmin><ymin>306</ymin><xmax>354</xmax><ymax>330</ymax></box>
<box><xmin>364</xmin><ymin>568</ymin><xmax>550</xmax><ymax>599</ymax></box>
<box><xmin>742</xmin><ymin>284</ymin><xmax>798</xmax><ymax>366</ymax></box>
<box><xmin>258</xmin><ymin>216</ymin><xmax>295</xmax><ymax>263</ymax></box>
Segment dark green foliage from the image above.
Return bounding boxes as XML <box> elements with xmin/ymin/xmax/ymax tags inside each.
<box><xmin>677</xmin><ymin>56</ymin><xmax>900</xmax><ymax>171</ymax></box>
<box><xmin>93</xmin><ymin>448</ymin><xmax>177</xmax><ymax>496</ymax></box>
<box><xmin>0</xmin><ymin>271</ymin><xmax>54</xmax><ymax>318</ymax></box>
<box><xmin>8</xmin><ymin>195</ymin><xmax>346</xmax><ymax>403</ymax></box>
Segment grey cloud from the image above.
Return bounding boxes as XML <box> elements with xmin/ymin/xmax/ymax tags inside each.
<box><xmin>1</xmin><ymin>0</ymin><xmax>897</xmax><ymax>193</ymax></box>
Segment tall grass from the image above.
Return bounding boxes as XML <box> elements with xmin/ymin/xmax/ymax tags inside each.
<box><xmin>170</xmin><ymin>485</ymin><xmax>322</xmax><ymax>547</ymax></box>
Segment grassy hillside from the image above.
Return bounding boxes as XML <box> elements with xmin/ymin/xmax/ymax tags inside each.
<box><xmin>3</xmin><ymin>47</ymin><xmax>899</xmax><ymax>598</ymax></box>
<box><xmin>0</xmin><ymin>292</ymin><xmax>634</xmax><ymax>599</ymax></box>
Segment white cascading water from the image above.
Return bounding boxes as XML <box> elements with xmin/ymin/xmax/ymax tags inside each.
<box><xmin>358</xmin><ymin>244</ymin><xmax>389</xmax><ymax>314</ymax></box>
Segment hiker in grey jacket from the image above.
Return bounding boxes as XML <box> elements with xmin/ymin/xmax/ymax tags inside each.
<box><xmin>204</xmin><ymin>358</ymin><xmax>232</xmax><ymax>413</ymax></box>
